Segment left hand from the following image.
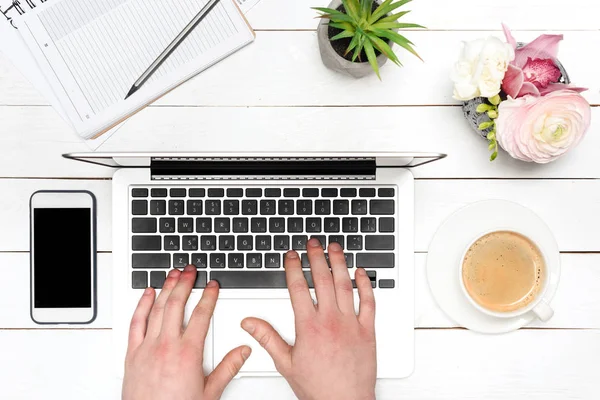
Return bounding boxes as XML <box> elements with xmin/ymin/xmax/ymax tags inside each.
<box><xmin>122</xmin><ymin>265</ymin><xmax>251</xmax><ymax>400</ymax></box>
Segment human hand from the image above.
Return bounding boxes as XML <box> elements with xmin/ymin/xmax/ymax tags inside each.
<box><xmin>241</xmin><ymin>239</ymin><xmax>377</xmax><ymax>400</ymax></box>
<box><xmin>123</xmin><ymin>265</ymin><xmax>251</xmax><ymax>400</ymax></box>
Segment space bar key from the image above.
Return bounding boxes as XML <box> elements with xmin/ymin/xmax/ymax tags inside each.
<box><xmin>210</xmin><ymin>271</ymin><xmax>288</xmax><ymax>288</ymax></box>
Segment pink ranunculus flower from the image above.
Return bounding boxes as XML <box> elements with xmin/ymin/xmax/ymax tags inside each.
<box><xmin>496</xmin><ymin>90</ymin><xmax>591</xmax><ymax>163</ymax></box>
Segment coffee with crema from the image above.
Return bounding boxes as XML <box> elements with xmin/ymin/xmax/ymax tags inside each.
<box><xmin>462</xmin><ymin>231</ymin><xmax>545</xmax><ymax>313</ymax></box>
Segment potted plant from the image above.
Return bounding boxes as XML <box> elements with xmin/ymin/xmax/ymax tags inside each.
<box><xmin>314</xmin><ymin>0</ymin><xmax>424</xmax><ymax>79</ymax></box>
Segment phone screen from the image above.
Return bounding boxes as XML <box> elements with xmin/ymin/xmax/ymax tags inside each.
<box><xmin>33</xmin><ymin>208</ymin><xmax>92</xmax><ymax>308</ymax></box>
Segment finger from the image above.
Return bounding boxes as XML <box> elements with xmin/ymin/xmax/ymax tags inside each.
<box><xmin>127</xmin><ymin>287</ymin><xmax>156</xmax><ymax>352</ymax></box>
<box><xmin>161</xmin><ymin>265</ymin><xmax>197</xmax><ymax>338</ymax></box>
<box><xmin>306</xmin><ymin>238</ymin><xmax>336</xmax><ymax>309</ymax></box>
<box><xmin>284</xmin><ymin>251</ymin><xmax>315</xmax><ymax>320</ymax></box>
<box><xmin>328</xmin><ymin>242</ymin><xmax>354</xmax><ymax>314</ymax></box>
<box><xmin>146</xmin><ymin>268</ymin><xmax>181</xmax><ymax>338</ymax></box>
<box><xmin>204</xmin><ymin>345</ymin><xmax>251</xmax><ymax>399</ymax></box>
<box><xmin>356</xmin><ymin>268</ymin><xmax>376</xmax><ymax>328</ymax></box>
<box><xmin>241</xmin><ymin>317</ymin><xmax>292</xmax><ymax>374</ymax></box>
<box><xmin>183</xmin><ymin>280</ymin><xmax>219</xmax><ymax>345</ymax></box>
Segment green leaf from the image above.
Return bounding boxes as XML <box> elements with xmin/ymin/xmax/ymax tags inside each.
<box><xmin>479</xmin><ymin>121</ymin><xmax>493</xmax><ymax>130</ymax></box>
<box><xmin>490</xmin><ymin>151</ymin><xmax>498</xmax><ymax>161</ymax></box>
<box><xmin>476</xmin><ymin>103</ymin><xmax>492</xmax><ymax>113</ymax></box>
<box><xmin>486</xmin><ymin>131</ymin><xmax>496</xmax><ymax>140</ymax></box>
<box><xmin>363</xmin><ymin>38</ymin><xmax>381</xmax><ymax>79</ymax></box>
<box><xmin>371</xmin><ymin>22</ymin><xmax>425</xmax><ymax>30</ymax></box>
<box><xmin>487</xmin><ymin>110</ymin><xmax>499</xmax><ymax>119</ymax></box>
<box><xmin>352</xmin><ymin>35</ymin><xmax>366</xmax><ymax>62</ymax></box>
<box><xmin>371</xmin><ymin>29</ymin><xmax>423</xmax><ymax>61</ymax></box>
<box><xmin>488</xmin><ymin>142</ymin><xmax>496</xmax><ymax>151</ymax></box>
<box><xmin>362</xmin><ymin>0</ymin><xmax>374</xmax><ymax>16</ymax></box>
<box><xmin>326</xmin><ymin>13</ymin><xmax>355</xmax><ymax>23</ymax></box>
<box><xmin>329</xmin><ymin>21</ymin><xmax>355</xmax><ymax>31</ymax></box>
<box><xmin>331</xmin><ymin>30</ymin><xmax>356</xmax><ymax>41</ymax></box>
<box><xmin>345</xmin><ymin>34</ymin><xmax>361</xmax><ymax>55</ymax></box>
<box><xmin>370</xmin><ymin>0</ymin><xmax>412</xmax><ymax>24</ymax></box>
<box><xmin>342</xmin><ymin>0</ymin><xmax>360</xmax><ymax>20</ymax></box>
<box><xmin>489</xmin><ymin>94</ymin><xmax>501</xmax><ymax>106</ymax></box>
<box><xmin>376</xmin><ymin>10</ymin><xmax>411</xmax><ymax>24</ymax></box>
<box><xmin>367</xmin><ymin>33</ymin><xmax>400</xmax><ymax>65</ymax></box>
<box><xmin>312</xmin><ymin>7</ymin><xmax>345</xmax><ymax>15</ymax></box>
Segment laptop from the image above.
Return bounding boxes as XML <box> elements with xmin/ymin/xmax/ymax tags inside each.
<box><xmin>65</xmin><ymin>152</ymin><xmax>446</xmax><ymax>379</ymax></box>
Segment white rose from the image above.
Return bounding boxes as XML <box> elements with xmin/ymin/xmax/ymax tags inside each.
<box><xmin>451</xmin><ymin>36</ymin><xmax>515</xmax><ymax>101</ymax></box>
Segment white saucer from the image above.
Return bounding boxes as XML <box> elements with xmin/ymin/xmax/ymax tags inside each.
<box><xmin>426</xmin><ymin>200</ymin><xmax>561</xmax><ymax>334</ymax></box>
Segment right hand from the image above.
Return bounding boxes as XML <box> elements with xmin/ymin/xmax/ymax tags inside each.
<box><xmin>241</xmin><ymin>239</ymin><xmax>377</xmax><ymax>400</ymax></box>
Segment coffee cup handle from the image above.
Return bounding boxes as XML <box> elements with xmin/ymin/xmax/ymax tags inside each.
<box><xmin>532</xmin><ymin>300</ymin><xmax>554</xmax><ymax>322</ymax></box>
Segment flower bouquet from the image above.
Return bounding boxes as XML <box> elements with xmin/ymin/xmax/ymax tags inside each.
<box><xmin>451</xmin><ymin>25</ymin><xmax>591</xmax><ymax>163</ymax></box>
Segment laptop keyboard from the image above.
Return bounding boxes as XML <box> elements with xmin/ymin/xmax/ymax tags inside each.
<box><xmin>129</xmin><ymin>186</ymin><xmax>397</xmax><ymax>290</ymax></box>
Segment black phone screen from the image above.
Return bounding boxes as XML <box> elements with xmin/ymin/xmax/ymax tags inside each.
<box><xmin>33</xmin><ymin>208</ymin><xmax>92</xmax><ymax>308</ymax></box>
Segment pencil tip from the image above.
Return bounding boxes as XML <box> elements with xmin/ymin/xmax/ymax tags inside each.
<box><xmin>125</xmin><ymin>86</ymin><xmax>138</xmax><ymax>100</ymax></box>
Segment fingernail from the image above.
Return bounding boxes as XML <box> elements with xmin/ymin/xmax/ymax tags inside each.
<box><xmin>328</xmin><ymin>241</ymin><xmax>342</xmax><ymax>251</ymax></box>
<box><xmin>144</xmin><ymin>287</ymin><xmax>153</xmax><ymax>296</ymax></box>
<box><xmin>184</xmin><ymin>264</ymin><xmax>195</xmax><ymax>272</ymax></box>
<box><xmin>242</xmin><ymin>346</ymin><xmax>252</xmax><ymax>360</ymax></box>
<box><xmin>286</xmin><ymin>251</ymin><xmax>299</xmax><ymax>259</ymax></box>
<box><xmin>308</xmin><ymin>238</ymin><xmax>321</xmax><ymax>248</ymax></box>
<box><xmin>206</xmin><ymin>280</ymin><xmax>218</xmax><ymax>288</ymax></box>
<box><xmin>241</xmin><ymin>320</ymin><xmax>255</xmax><ymax>334</ymax></box>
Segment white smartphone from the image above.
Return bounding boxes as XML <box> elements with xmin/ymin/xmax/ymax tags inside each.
<box><xmin>30</xmin><ymin>191</ymin><xmax>97</xmax><ymax>324</ymax></box>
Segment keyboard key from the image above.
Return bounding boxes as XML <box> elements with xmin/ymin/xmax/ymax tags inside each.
<box><xmin>196</xmin><ymin>218</ymin><xmax>212</xmax><ymax>233</ymax></box>
<box><xmin>361</xmin><ymin>217</ymin><xmax>377</xmax><ymax>233</ymax></box>
<box><xmin>219</xmin><ymin>236</ymin><xmax>235</xmax><ymax>251</ymax></box>
<box><xmin>356</xmin><ymin>253</ymin><xmax>394</xmax><ymax>268</ymax></box>
<box><xmin>205</xmin><ymin>200</ymin><xmax>221</xmax><ymax>215</ymax></box>
<box><xmin>247</xmin><ymin>254</ymin><xmax>262</xmax><ymax>269</ymax></box>
<box><xmin>306</xmin><ymin>218</ymin><xmax>321</xmax><ymax>233</ymax></box>
<box><xmin>284</xmin><ymin>188</ymin><xmax>300</xmax><ymax>197</ymax></box>
<box><xmin>324</xmin><ymin>218</ymin><xmax>340</xmax><ymax>233</ymax></box>
<box><xmin>321</xmin><ymin>188</ymin><xmax>338</xmax><ymax>197</ymax></box>
<box><xmin>173</xmin><ymin>253</ymin><xmax>189</xmax><ymax>268</ymax></box>
<box><xmin>237</xmin><ymin>236</ymin><xmax>253</xmax><ymax>250</ymax></box>
<box><xmin>214</xmin><ymin>218</ymin><xmax>230</xmax><ymax>233</ymax></box>
<box><xmin>256</xmin><ymin>236</ymin><xmax>272</xmax><ymax>250</ymax></box>
<box><xmin>242</xmin><ymin>200</ymin><xmax>258</xmax><ymax>215</ymax></box>
<box><xmin>297</xmin><ymin>200</ymin><xmax>312</xmax><ymax>215</ymax></box>
<box><xmin>210</xmin><ymin>253</ymin><xmax>226</xmax><ymax>268</ymax></box>
<box><xmin>365</xmin><ymin>235</ymin><xmax>395</xmax><ymax>250</ymax></box>
<box><xmin>164</xmin><ymin>236</ymin><xmax>180</xmax><ymax>251</ymax></box>
<box><xmin>182</xmin><ymin>235</ymin><xmax>198</xmax><ymax>251</ymax></box>
<box><xmin>150</xmin><ymin>271</ymin><xmax>166</xmax><ymax>288</ymax></box>
<box><xmin>302</xmin><ymin>188</ymin><xmax>319</xmax><ymax>197</ymax></box>
<box><xmin>351</xmin><ymin>200</ymin><xmax>367</xmax><ymax>215</ymax></box>
<box><xmin>159</xmin><ymin>218</ymin><xmax>176</xmax><ymax>233</ymax></box>
<box><xmin>379</xmin><ymin>217</ymin><xmax>395</xmax><ymax>233</ymax></box>
<box><xmin>151</xmin><ymin>188</ymin><xmax>167</xmax><ymax>198</ymax></box>
<box><xmin>265</xmin><ymin>253</ymin><xmax>280</xmax><ymax>268</ymax></box>
<box><xmin>292</xmin><ymin>235</ymin><xmax>307</xmax><ymax>250</ymax></box>
<box><xmin>315</xmin><ymin>200</ymin><xmax>331</xmax><ymax>215</ymax></box>
<box><xmin>223</xmin><ymin>200</ymin><xmax>239</xmax><ymax>215</ymax></box>
<box><xmin>278</xmin><ymin>200</ymin><xmax>294</xmax><ymax>215</ymax></box>
<box><xmin>132</xmin><ymin>200</ymin><xmax>148</xmax><ymax>215</ymax></box>
<box><xmin>260</xmin><ymin>200</ymin><xmax>276</xmax><ymax>215</ymax></box>
<box><xmin>359</xmin><ymin>188</ymin><xmax>376</xmax><ymax>197</ymax></box>
<box><xmin>150</xmin><ymin>200</ymin><xmax>166</xmax><ymax>215</ymax></box>
<box><xmin>345</xmin><ymin>253</ymin><xmax>354</xmax><ymax>268</ymax></box>
<box><xmin>211</xmin><ymin>271</ymin><xmax>288</xmax><ymax>288</ymax></box>
<box><xmin>370</xmin><ymin>200</ymin><xmax>395</xmax><ymax>215</ymax></box>
<box><xmin>340</xmin><ymin>188</ymin><xmax>357</xmax><ymax>197</ymax></box>
<box><xmin>288</xmin><ymin>218</ymin><xmax>303</xmax><ymax>233</ymax></box>
<box><xmin>178</xmin><ymin>218</ymin><xmax>194</xmax><ymax>233</ymax></box>
<box><xmin>246</xmin><ymin>188</ymin><xmax>262</xmax><ymax>197</ymax></box>
<box><xmin>274</xmin><ymin>235</ymin><xmax>290</xmax><ymax>251</ymax></box>
<box><xmin>265</xmin><ymin>188</ymin><xmax>281</xmax><ymax>197</ymax></box>
<box><xmin>132</xmin><ymin>236</ymin><xmax>161</xmax><ymax>251</ymax></box>
<box><xmin>201</xmin><ymin>236</ymin><xmax>216</xmax><ymax>251</ymax></box>
<box><xmin>378</xmin><ymin>188</ymin><xmax>395</xmax><ymax>197</ymax></box>
<box><xmin>189</xmin><ymin>188</ymin><xmax>205</xmax><ymax>198</ymax></box>
<box><xmin>342</xmin><ymin>217</ymin><xmax>359</xmax><ymax>232</ymax></box>
<box><xmin>228</xmin><ymin>254</ymin><xmax>244</xmax><ymax>268</ymax></box>
<box><xmin>132</xmin><ymin>253</ymin><xmax>170</xmax><ymax>269</ymax></box>
<box><xmin>333</xmin><ymin>200</ymin><xmax>349</xmax><ymax>215</ymax></box>
<box><xmin>132</xmin><ymin>218</ymin><xmax>157</xmax><ymax>233</ymax></box>
<box><xmin>194</xmin><ymin>271</ymin><xmax>208</xmax><ymax>288</ymax></box>
<box><xmin>347</xmin><ymin>235</ymin><xmax>363</xmax><ymax>250</ymax></box>
<box><xmin>227</xmin><ymin>188</ymin><xmax>243</xmax><ymax>197</ymax></box>
<box><xmin>379</xmin><ymin>279</ymin><xmax>395</xmax><ymax>288</ymax></box>
<box><xmin>187</xmin><ymin>200</ymin><xmax>203</xmax><ymax>215</ymax></box>
<box><xmin>132</xmin><ymin>188</ymin><xmax>148</xmax><ymax>198</ymax></box>
<box><xmin>269</xmin><ymin>218</ymin><xmax>285</xmax><ymax>233</ymax></box>
<box><xmin>170</xmin><ymin>188</ymin><xmax>186</xmax><ymax>198</ymax></box>
<box><xmin>132</xmin><ymin>271</ymin><xmax>148</xmax><ymax>289</ymax></box>
<box><xmin>233</xmin><ymin>218</ymin><xmax>249</xmax><ymax>233</ymax></box>
<box><xmin>251</xmin><ymin>218</ymin><xmax>267</xmax><ymax>233</ymax></box>
<box><xmin>329</xmin><ymin>235</ymin><xmax>344</xmax><ymax>249</ymax></box>
<box><xmin>310</xmin><ymin>235</ymin><xmax>326</xmax><ymax>249</ymax></box>
<box><xmin>208</xmin><ymin>188</ymin><xmax>224</xmax><ymax>197</ymax></box>
<box><xmin>191</xmin><ymin>253</ymin><xmax>208</xmax><ymax>269</ymax></box>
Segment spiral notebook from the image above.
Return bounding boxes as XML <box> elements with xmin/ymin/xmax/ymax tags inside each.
<box><xmin>15</xmin><ymin>0</ymin><xmax>255</xmax><ymax>139</ymax></box>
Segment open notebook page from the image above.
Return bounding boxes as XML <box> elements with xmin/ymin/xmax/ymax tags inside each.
<box><xmin>17</xmin><ymin>0</ymin><xmax>254</xmax><ymax>139</ymax></box>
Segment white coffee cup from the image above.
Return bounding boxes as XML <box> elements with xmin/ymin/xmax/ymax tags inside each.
<box><xmin>458</xmin><ymin>230</ymin><xmax>554</xmax><ymax>322</ymax></box>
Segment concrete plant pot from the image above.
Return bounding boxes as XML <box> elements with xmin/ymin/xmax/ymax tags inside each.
<box><xmin>317</xmin><ymin>0</ymin><xmax>389</xmax><ymax>78</ymax></box>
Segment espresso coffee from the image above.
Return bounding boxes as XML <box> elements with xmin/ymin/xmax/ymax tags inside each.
<box><xmin>462</xmin><ymin>231</ymin><xmax>545</xmax><ymax>313</ymax></box>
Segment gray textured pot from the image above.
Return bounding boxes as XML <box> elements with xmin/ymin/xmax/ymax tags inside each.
<box><xmin>317</xmin><ymin>0</ymin><xmax>388</xmax><ymax>78</ymax></box>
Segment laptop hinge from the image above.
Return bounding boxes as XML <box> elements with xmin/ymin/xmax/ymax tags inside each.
<box><xmin>150</xmin><ymin>157</ymin><xmax>377</xmax><ymax>180</ymax></box>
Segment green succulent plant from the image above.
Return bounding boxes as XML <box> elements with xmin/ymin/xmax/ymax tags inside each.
<box><xmin>313</xmin><ymin>0</ymin><xmax>425</xmax><ymax>78</ymax></box>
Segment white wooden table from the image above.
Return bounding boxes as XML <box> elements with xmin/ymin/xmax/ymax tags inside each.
<box><xmin>1</xmin><ymin>1</ymin><xmax>599</xmax><ymax>399</ymax></box>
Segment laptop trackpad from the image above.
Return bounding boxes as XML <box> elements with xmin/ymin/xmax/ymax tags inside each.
<box><xmin>213</xmin><ymin>298</ymin><xmax>296</xmax><ymax>374</ymax></box>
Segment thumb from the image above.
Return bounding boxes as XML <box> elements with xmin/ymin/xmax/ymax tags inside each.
<box><xmin>204</xmin><ymin>345</ymin><xmax>251</xmax><ymax>400</ymax></box>
<box><xmin>241</xmin><ymin>317</ymin><xmax>292</xmax><ymax>373</ymax></box>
